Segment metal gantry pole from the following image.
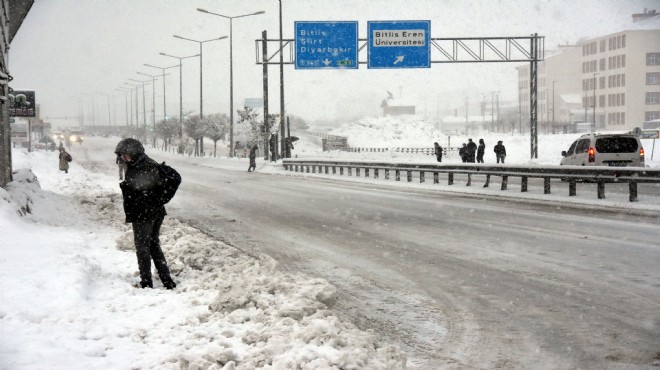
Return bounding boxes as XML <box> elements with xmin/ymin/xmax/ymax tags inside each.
<box><xmin>229</xmin><ymin>18</ymin><xmax>235</xmax><ymax>157</ymax></box>
<box><xmin>279</xmin><ymin>0</ymin><xmax>286</xmax><ymax>159</ymax></box>
<box><xmin>530</xmin><ymin>33</ymin><xmax>538</xmax><ymax>159</ymax></box>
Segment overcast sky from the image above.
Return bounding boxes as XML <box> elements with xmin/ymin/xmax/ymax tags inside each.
<box><xmin>9</xmin><ymin>0</ymin><xmax>659</xmax><ymax>127</ymax></box>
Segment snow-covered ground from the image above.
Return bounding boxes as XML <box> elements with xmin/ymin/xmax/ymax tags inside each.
<box><xmin>2</xmin><ymin>115</ymin><xmax>658</xmax><ymax>369</ymax></box>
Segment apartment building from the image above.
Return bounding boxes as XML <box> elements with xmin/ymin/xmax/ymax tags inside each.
<box><xmin>518</xmin><ymin>27</ymin><xmax>660</xmax><ymax>132</ymax></box>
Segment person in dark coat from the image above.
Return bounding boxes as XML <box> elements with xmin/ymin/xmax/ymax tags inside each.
<box><xmin>494</xmin><ymin>140</ymin><xmax>506</xmax><ymax>163</ymax></box>
<box><xmin>116</xmin><ymin>153</ymin><xmax>128</xmax><ymax>180</ymax></box>
<box><xmin>459</xmin><ymin>143</ymin><xmax>468</xmax><ymax>163</ymax></box>
<box><xmin>115</xmin><ymin>138</ymin><xmax>176</xmax><ymax>290</ymax></box>
<box><xmin>248</xmin><ymin>144</ymin><xmax>257</xmax><ymax>172</ymax></box>
<box><xmin>433</xmin><ymin>142</ymin><xmax>443</xmax><ymax>162</ymax></box>
<box><xmin>476</xmin><ymin>138</ymin><xmax>485</xmax><ymax>163</ymax></box>
<box><xmin>466</xmin><ymin>138</ymin><xmax>477</xmax><ymax>163</ymax></box>
<box><xmin>58</xmin><ymin>147</ymin><xmax>72</xmax><ymax>173</ymax></box>
<box><xmin>285</xmin><ymin>137</ymin><xmax>294</xmax><ymax>158</ymax></box>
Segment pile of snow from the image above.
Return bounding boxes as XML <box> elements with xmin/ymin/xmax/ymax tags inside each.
<box><xmin>0</xmin><ymin>149</ymin><xmax>406</xmax><ymax>369</ymax></box>
<box><xmin>330</xmin><ymin>116</ymin><xmax>444</xmax><ymax>148</ymax></box>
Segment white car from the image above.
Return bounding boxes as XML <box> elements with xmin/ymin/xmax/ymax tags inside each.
<box><xmin>560</xmin><ymin>133</ymin><xmax>645</xmax><ymax>167</ymax></box>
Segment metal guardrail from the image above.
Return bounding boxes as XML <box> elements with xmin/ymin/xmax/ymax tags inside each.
<box><xmin>344</xmin><ymin>147</ymin><xmax>460</xmax><ymax>155</ymax></box>
<box><xmin>282</xmin><ymin>160</ymin><xmax>660</xmax><ymax>202</ymax></box>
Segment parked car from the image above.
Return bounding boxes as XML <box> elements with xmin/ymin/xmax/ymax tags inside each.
<box><xmin>560</xmin><ymin>133</ymin><xmax>645</xmax><ymax>167</ymax></box>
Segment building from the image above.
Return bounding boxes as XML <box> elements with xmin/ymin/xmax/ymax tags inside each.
<box><xmin>381</xmin><ymin>93</ymin><xmax>416</xmax><ymax>116</ymax></box>
<box><xmin>517</xmin><ymin>14</ymin><xmax>660</xmax><ymax>133</ymax></box>
<box><xmin>1</xmin><ymin>0</ymin><xmax>34</xmax><ymax>188</ymax></box>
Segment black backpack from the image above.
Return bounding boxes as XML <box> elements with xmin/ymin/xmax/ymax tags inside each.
<box><xmin>157</xmin><ymin>162</ymin><xmax>181</xmax><ymax>204</ymax></box>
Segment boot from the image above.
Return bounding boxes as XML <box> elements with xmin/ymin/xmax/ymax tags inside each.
<box><xmin>161</xmin><ymin>278</ymin><xmax>176</xmax><ymax>290</ymax></box>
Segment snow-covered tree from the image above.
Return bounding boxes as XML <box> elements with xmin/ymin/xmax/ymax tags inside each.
<box><xmin>202</xmin><ymin>113</ymin><xmax>228</xmax><ymax>158</ymax></box>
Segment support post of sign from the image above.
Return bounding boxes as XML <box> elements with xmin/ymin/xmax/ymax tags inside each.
<box><xmin>529</xmin><ymin>33</ymin><xmax>539</xmax><ymax>159</ymax></box>
<box><xmin>652</xmin><ymin>138</ymin><xmax>655</xmax><ymax>160</ymax></box>
<box><xmin>279</xmin><ymin>0</ymin><xmax>286</xmax><ymax>161</ymax></box>
<box><xmin>262</xmin><ymin>30</ymin><xmax>269</xmax><ymax>161</ymax></box>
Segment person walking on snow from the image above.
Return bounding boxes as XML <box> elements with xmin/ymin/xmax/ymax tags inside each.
<box><xmin>115</xmin><ymin>138</ymin><xmax>177</xmax><ymax>290</ymax></box>
<box><xmin>477</xmin><ymin>138</ymin><xmax>485</xmax><ymax>163</ymax></box>
<box><xmin>248</xmin><ymin>144</ymin><xmax>258</xmax><ymax>172</ymax></box>
<box><xmin>434</xmin><ymin>142</ymin><xmax>443</xmax><ymax>162</ymax></box>
<box><xmin>58</xmin><ymin>147</ymin><xmax>72</xmax><ymax>174</ymax></box>
<box><xmin>494</xmin><ymin>140</ymin><xmax>506</xmax><ymax>164</ymax></box>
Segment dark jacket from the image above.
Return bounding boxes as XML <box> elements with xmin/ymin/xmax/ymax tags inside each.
<box><xmin>477</xmin><ymin>141</ymin><xmax>485</xmax><ymax>157</ymax></box>
<box><xmin>119</xmin><ymin>153</ymin><xmax>166</xmax><ymax>223</ymax></box>
<box><xmin>249</xmin><ymin>146</ymin><xmax>257</xmax><ymax>160</ymax></box>
<box><xmin>466</xmin><ymin>141</ymin><xmax>477</xmax><ymax>156</ymax></box>
<box><xmin>494</xmin><ymin>143</ymin><xmax>506</xmax><ymax>156</ymax></box>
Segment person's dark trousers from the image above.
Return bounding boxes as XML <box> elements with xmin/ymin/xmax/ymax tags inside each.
<box><xmin>436</xmin><ymin>155</ymin><xmax>442</xmax><ymax>162</ymax></box>
<box><xmin>132</xmin><ymin>212</ymin><xmax>174</xmax><ymax>288</ymax></box>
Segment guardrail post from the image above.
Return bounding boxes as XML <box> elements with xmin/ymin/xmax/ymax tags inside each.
<box><xmin>385</xmin><ymin>169</ymin><xmax>390</xmax><ymax>180</ymax></box>
<box><xmin>312</xmin><ymin>165</ymin><xmax>316</xmax><ymax>174</ymax></box>
<box><xmin>521</xmin><ymin>176</ymin><xmax>528</xmax><ymax>192</ymax></box>
<box><xmin>332</xmin><ymin>166</ymin><xmax>336</xmax><ymax>174</ymax></box>
<box><xmin>284</xmin><ymin>164</ymin><xmax>288</xmax><ymax>170</ymax></box>
<box><xmin>407</xmin><ymin>171</ymin><xmax>412</xmax><ymax>182</ymax></box>
<box><xmin>348</xmin><ymin>167</ymin><xmax>352</xmax><ymax>176</ymax></box>
<box><xmin>545</xmin><ymin>178</ymin><xmax>552</xmax><ymax>194</ymax></box>
<box><xmin>629</xmin><ymin>180</ymin><xmax>638</xmax><ymax>202</ymax></box>
<box><xmin>356</xmin><ymin>167</ymin><xmax>360</xmax><ymax>177</ymax></box>
<box><xmin>295</xmin><ymin>165</ymin><xmax>299</xmax><ymax>172</ymax></box>
<box><xmin>448</xmin><ymin>173</ymin><xmax>454</xmax><ymax>185</ymax></box>
<box><xmin>568</xmin><ymin>180</ymin><xmax>576</xmax><ymax>196</ymax></box>
<box><xmin>433</xmin><ymin>172</ymin><xmax>439</xmax><ymax>184</ymax></box>
<box><xmin>340</xmin><ymin>167</ymin><xmax>344</xmax><ymax>176</ymax></box>
<box><xmin>306</xmin><ymin>165</ymin><xmax>310</xmax><ymax>173</ymax></box>
<box><xmin>395</xmin><ymin>170</ymin><xmax>400</xmax><ymax>181</ymax></box>
<box><xmin>365</xmin><ymin>168</ymin><xmax>370</xmax><ymax>177</ymax></box>
<box><xmin>466</xmin><ymin>173</ymin><xmax>472</xmax><ymax>186</ymax></box>
<box><xmin>501</xmin><ymin>176</ymin><xmax>508</xmax><ymax>190</ymax></box>
<box><xmin>484</xmin><ymin>174</ymin><xmax>490</xmax><ymax>188</ymax></box>
<box><xmin>374</xmin><ymin>168</ymin><xmax>379</xmax><ymax>179</ymax></box>
<box><xmin>597</xmin><ymin>181</ymin><xmax>605</xmax><ymax>199</ymax></box>
<box><xmin>420</xmin><ymin>171</ymin><xmax>425</xmax><ymax>183</ymax></box>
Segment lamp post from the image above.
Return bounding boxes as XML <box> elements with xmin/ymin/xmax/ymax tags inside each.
<box><xmin>124</xmin><ymin>82</ymin><xmax>140</xmax><ymax>129</ymax></box>
<box><xmin>95</xmin><ymin>91</ymin><xmax>112</xmax><ymax>126</ymax></box>
<box><xmin>552</xmin><ymin>80</ymin><xmax>557</xmax><ymax>132</ymax></box>
<box><xmin>144</xmin><ymin>63</ymin><xmax>179</xmax><ymax>123</ymax></box>
<box><xmin>173</xmin><ymin>34</ymin><xmax>227</xmax><ymax>119</ymax></box>
<box><xmin>159</xmin><ymin>52</ymin><xmax>200</xmax><ymax>142</ymax></box>
<box><xmin>129</xmin><ymin>78</ymin><xmax>151</xmax><ymax>132</ymax></box>
<box><xmin>197</xmin><ymin>7</ymin><xmax>265</xmax><ymax>158</ymax></box>
<box><xmin>137</xmin><ymin>72</ymin><xmax>163</xmax><ymax>131</ymax></box>
<box><xmin>115</xmin><ymin>88</ymin><xmax>130</xmax><ymax>126</ymax></box>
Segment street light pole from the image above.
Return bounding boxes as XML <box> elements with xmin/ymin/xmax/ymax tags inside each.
<box><xmin>137</xmin><ymin>72</ymin><xmax>163</xmax><ymax>131</ymax></box>
<box><xmin>129</xmin><ymin>78</ymin><xmax>151</xmax><ymax>132</ymax></box>
<box><xmin>197</xmin><ymin>8</ymin><xmax>265</xmax><ymax>158</ymax></box>
<box><xmin>173</xmin><ymin>35</ymin><xmax>227</xmax><ymax>119</ymax></box>
<box><xmin>144</xmin><ymin>63</ymin><xmax>179</xmax><ymax>123</ymax></box>
<box><xmin>552</xmin><ymin>80</ymin><xmax>557</xmax><ymax>131</ymax></box>
<box><xmin>159</xmin><ymin>52</ymin><xmax>200</xmax><ymax>143</ymax></box>
<box><xmin>125</xmin><ymin>82</ymin><xmax>140</xmax><ymax>129</ymax></box>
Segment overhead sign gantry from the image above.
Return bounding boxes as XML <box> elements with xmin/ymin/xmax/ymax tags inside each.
<box><xmin>257</xmin><ymin>22</ymin><xmax>544</xmax><ymax>158</ymax></box>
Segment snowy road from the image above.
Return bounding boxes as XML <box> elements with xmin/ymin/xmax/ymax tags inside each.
<box><xmin>81</xmin><ymin>139</ymin><xmax>660</xmax><ymax>369</ymax></box>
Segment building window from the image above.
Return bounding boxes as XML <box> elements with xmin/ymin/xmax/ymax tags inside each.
<box><xmin>599</xmin><ymin>95</ymin><xmax>605</xmax><ymax>107</ymax></box>
<box><xmin>622</xmin><ymin>74</ymin><xmax>625</xmax><ymax>87</ymax></box>
<box><xmin>648</xmin><ymin>53</ymin><xmax>660</xmax><ymax>66</ymax></box>
<box><xmin>647</xmin><ymin>92</ymin><xmax>660</xmax><ymax>104</ymax></box>
<box><xmin>599</xmin><ymin>76</ymin><xmax>606</xmax><ymax>89</ymax></box>
<box><xmin>648</xmin><ymin>72</ymin><xmax>660</xmax><ymax>85</ymax></box>
<box><xmin>622</xmin><ymin>54</ymin><xmax>625</xmax><ymax>67</ymax></box>
<box><xmin>600</xmin><ymin>39</ymin><xmax>606</xmax><ymax>52</ymax></box>
<box><xmin>621</xmin><ymin>93</ymin><xmax>625</xmax><ymax>106</ymax></box>
<box><xmin>622</xmin><ymin>34</ymin><xmax>626</xmax><ymax>48</ymax></box>
<box><xmin>646</xmin><ymin>111</ymin><xmax>660</xmax><ymax>121</ymax></box>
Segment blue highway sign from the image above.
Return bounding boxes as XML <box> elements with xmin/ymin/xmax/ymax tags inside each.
<box><xmin>295</xmin><ymin>21</ymin><xmax>358</xmax><ymax>70</ymax></box>
<box><xmin>368</xmin><ymin>21</ymin><xmax>431</xmax><ymax>69</ymax></box>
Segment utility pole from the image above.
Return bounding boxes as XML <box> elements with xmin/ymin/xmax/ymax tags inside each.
<box><xmin>279</xmin><ymin>0</ymin><xmax>286</xmax><ymax>160</ymax></box>
<box><xmin>262</xmin><ymin>30</ymin><xmax>269</xmax><ymax>160</ymax></box>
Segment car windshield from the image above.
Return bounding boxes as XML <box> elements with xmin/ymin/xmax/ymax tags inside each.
<box><xmin>595</xmin><ymin>137</ymin><xmax>638</xmax><ymax>153</ymax></box>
